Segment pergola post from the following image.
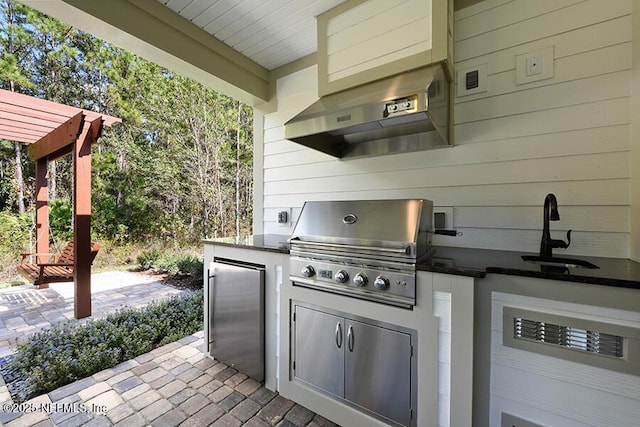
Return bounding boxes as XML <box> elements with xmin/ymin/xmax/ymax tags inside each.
<box><xmin>73</xmin><ymin>118</ymin><xmax>101</xmax><ymax>319</ymax></box>
<box><xmin>35</xmin><ymin>157</ymin><xmax>50</xmax><ymax>289</ymax></box>
<box><xmin>35</xmin><ymin>158</ymin><xmax>49</xmax><ymax>254</ymax></box>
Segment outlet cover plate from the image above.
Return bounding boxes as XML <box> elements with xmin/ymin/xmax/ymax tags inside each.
<box><xmin>433</xmin><ymin>207</ymin><xmax>454</xmax><ymax>230</ymax></box>
<box><xmin>277</xmin><ymin>208</ymin><xmax>291</xmax><ymax>227</ymax></box>
<box><xmin>516</xmin><ymin>45</ymin><xmax>554</xmax><ymax>85</ymax></box>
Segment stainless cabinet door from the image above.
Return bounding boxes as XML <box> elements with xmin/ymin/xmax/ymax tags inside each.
<box><xmin>345</xmin><ymin>319</ymin><xmax>412</xmax><ymax>426</ymax></box>
<box><xmin>210</xmin><ymin>261</ymin><xmax>264</xmax><ymax>382</ymax></box>
<box><xmin>293</xmin><ymin>305</ymin><xmax>345</xmax><ymax>397</ymax></box>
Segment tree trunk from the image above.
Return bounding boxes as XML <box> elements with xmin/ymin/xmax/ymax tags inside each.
<box><xmin>13</xmin><ymin>140</ymin><xmax>25</xmax><ymax>214</ymax></box>
<box><xmin>50</xmin><ymin>160</ymin><xmax>57</xmax><ymax>200</ymax></box>
<box><xmin>214</xmin><ymin>143</ymin><xmax>225</xmax><ymax>238</ymax></box>
<box><xmin>202</xmin><ymin>199</ymin><xmax>209</xmax><ymax>238</ymax></box>
<box><xmin>8</xmin><ymin>77</ymin><xmax>26</xmax><ymax>213</ymax></box>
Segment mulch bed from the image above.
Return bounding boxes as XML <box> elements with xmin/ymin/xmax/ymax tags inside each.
<box><xmin>136</xmin><ymin>269</ymin><xmax>203</xmax><ymax>291</ymax></box>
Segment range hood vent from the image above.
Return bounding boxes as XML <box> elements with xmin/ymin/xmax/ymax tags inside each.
<box><xmin>284</xmin><ymin>63</ymin><xmax>451</xmax><ymax>159</ymax></box>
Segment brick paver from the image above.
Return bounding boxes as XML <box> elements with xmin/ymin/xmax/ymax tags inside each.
<box><xmin>179</xmin><ymin>393</ymin><xmax>211</xmax><ymax>416</ymax></box>
<box><xmin>158</xmin><ymin>379</ymin><xmax>189</xmax><ymax>398</ymax></box>
<box><xmin>258</xmin><ymin>395</ymin><xmax>296</xmax><ymax>425</ymax></box>
<box><xmin>243</xmin><ymin>417</ymin><xmax>271</xmax><ymax>427</ymax></box>
<box><xmin>219</xmin><ymin>391</ymin><xmax>246</xmax><ymax>412</ymax></box>
<box><xmin>106</xmin><ymin>403</ymin><xmax>135</xmax><ymax>424</ymax></box>
<box><xmin>152</xmin><ymin>407</ymin><xmax>188</xmax><ymax>426</ymax></box>
<box><xmin>231</xmin><ymin>398</ymin><xmax>261</xmax><ymax>422</ymax></box>
<box><xmin>139</xmin><ymin>397</ymin><xmax>173</xmax><ymax>421</ymax></box>
<box><xmin>111</xmin><ymin>376</ymin><xmax>143</xmax><ymax>393</ymax></box>
<box><xmin>236</xmin><ymin>378</ymin><xmax>262</xmax><ymax>397</ymax></box>
<box><xmin>188</xmin><ymin>401</ymin><xmax>225</xmax><ymax>425</ymax></box>
<box><xmin>78</xmin><ymin>382</ymin><xmax>111</xmax><ymax>401</ymax></box>
<box><xmin>168</xmin><ymin>387</ymin><xmax>197</xmax><ymax>406</ymax></box>
<box><xmin>210</xmin><ymin>384</ymin><xmax>234</xmax><ymax>403</ymax></box>
<box><xmin>250</xmin><ymin>387</ymin><xmax>278</xmax><ymax>406</ymax></box>
<box><xmin>285</xmin><ymin>404</ymin><xmax>316</xmax><ymax>426</ymax></box>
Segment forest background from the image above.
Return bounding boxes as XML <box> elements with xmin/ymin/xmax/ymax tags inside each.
<box><xmin>0</xmin><ymin>0</ymin><xmax>254</xmax><ymax>284</ymax></box>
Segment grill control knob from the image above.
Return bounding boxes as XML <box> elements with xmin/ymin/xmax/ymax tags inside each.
<box><xmin>301</xmin><ymin>265</ymin><xmax>315</xmax><ymax>278</ymax></box>
<box><xmin>373</xmin><ymin>276</ymin><xmax>390</xmax><ymax>290</ymax></box>
<box><xmin>352</xmin><ymin>273</ymin><xmax>368</xmax><ymax>287</ymax></box>
<box><xmin>334</xmin><ymin>270</ymin><xmax>349</xmax><ymax>283</ymax></box>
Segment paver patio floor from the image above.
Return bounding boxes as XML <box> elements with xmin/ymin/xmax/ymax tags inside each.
<box><xmin>0</xmin><ymin>272</ymin><xmax>336</xmax><ymax>427</ymax></box>
<box><xmin>0</xmin><ymin>332</ymin><xmax>336</xmax><ymax>427</ymax></box>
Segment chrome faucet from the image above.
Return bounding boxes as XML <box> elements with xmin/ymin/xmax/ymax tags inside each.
<box><xmin>540</xmin><ymin>193</ymin><xmax>571</xmax><ymax>258</ymax></box>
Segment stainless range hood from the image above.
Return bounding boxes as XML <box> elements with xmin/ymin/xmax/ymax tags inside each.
<box><xmin>284</xmin><ymin>62</ymin><xmax>451</xmax><ymax>159</ymax></box>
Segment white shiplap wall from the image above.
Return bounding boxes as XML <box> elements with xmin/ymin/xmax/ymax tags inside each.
<box><xmin>632</xmin><ymin>0</ymin><xmax>640</xmax><ymax>262</ymax></box>
<box><xmin>325</xmin><ymin>0</ymin><xmax>432</xmax><ymax>83</ymax></box>
<box><xmin>261</xmin><ymin>0</ymin><xmax>632</xmax><ymax>258</ymax></box>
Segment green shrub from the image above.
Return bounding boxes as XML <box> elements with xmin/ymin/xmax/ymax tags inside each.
<box><xmin>0</xmin><ymin>211</ymin><xmax>33</xmax><ymax>284</ymax></box>
<box><xmin>136</xmin><ymin>248</ymin><xmax>161</xmax><ymax>269</ymax></box>
<box><xmin>155</xmin><ymin>251</ymin><xmax>179</xmax><ymax>272</ymax></box>
<box><xmin>5</xmin><ymin>289</ymin><xmax>203</xmax><ymax>402</ymax></box>
<box><xmin>49</xmin><ymin>199</ymin><xmax>73</xmax><ymax>243</ymax></box>
<box><xmin>134</xmin><ymin>247</ymin><xmax>203</xmax><ymax>279</ymax></box>
<box><xmin>176</xmin><ymin>254</ymin><xmax>203</xmax><ymax>279</ymax></box>
<box><xmin>0</xmin><ymin>210</ymin><xmax>32</xmax><ymax>254</ymax></box>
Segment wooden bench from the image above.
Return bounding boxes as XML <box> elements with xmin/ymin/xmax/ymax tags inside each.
<box><xmin>18</xmin><ymin>241</ymin><xmax>100</xmax><ymax>286</ymax></box>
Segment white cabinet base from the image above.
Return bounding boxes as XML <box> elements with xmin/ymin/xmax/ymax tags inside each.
<box><xmin>488</xmin><ymin>282</ymin><xmax>640</xmax><ymax>427</ymax></box>
<box><xmin>279</xmin><ymin>271</ymin><xmax>473</xmax><ymax>427</ymax></box>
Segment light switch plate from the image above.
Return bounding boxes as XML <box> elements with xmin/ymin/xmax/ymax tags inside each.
<box><xmin>457</xmin><ymin>63</ymin><xmax>488</xmax><ymax>97</ymax></box>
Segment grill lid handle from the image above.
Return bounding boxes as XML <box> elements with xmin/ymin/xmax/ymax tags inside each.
<box><xmin>289</xmin><ymin>239</ymin><xmax>411</xmax><ymax>256</ymax></box>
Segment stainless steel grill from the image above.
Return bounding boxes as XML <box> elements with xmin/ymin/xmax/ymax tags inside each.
<box><xmin>289</xmin><ymin>199</ymin><xmax>433</xmax><ymax>308</ymax></box>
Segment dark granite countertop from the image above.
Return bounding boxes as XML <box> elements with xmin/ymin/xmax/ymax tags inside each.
<box><xmin>420</xmin><ymin>246</ymin><xmax>640</xmax><ymax>289</ymax></box>
<box><xmin>203</xmin><ymin>235</ymin><xmax>640</xmax><ymax>289</ymax></box>
<box><xmin>202</xmin><ymin>234</ymin><xmax>290</xmax><ymax>254</ymax></box>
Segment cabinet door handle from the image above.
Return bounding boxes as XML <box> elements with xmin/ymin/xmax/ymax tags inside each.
<box><xmin>335</xmin><ymin>322</ymin><xmax>343</xmax><ymax>348</ymax></box>
<box><xmin>208</xmin><ymin>270</ymin><xmax>215</xmax><ymax>319</ymax></box>
<box><xmin>347</xmin><ymin>325</ymin><xmax>354</xmax><ymax>352</ymax></box>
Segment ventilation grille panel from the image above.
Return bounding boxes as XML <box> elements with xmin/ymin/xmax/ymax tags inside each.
<box><xmin>514</xmin><ymin>317</ymin><xmax>624</xmax><ymax>358</ymax></box>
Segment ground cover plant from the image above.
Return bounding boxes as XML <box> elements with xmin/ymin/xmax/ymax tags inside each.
<box><xmin>0</xmin><ymin>289</ymin><xmax>203</xmax><ymax>403</ymax></box>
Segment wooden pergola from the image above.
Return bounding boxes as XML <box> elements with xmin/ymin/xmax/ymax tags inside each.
<box><xmin>0</xmin><ymin>89</ymin><xmax>121</xmax><ymax>319</ymax></box>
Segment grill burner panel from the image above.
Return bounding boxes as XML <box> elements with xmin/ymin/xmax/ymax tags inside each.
<box><xmin>288</xmin><ymin>199</ymin><xmax>433</xmax><ymax>308</ymax></box>
<box><xmin>290</xmin><ymin>256</ymin><xmax>416</xmax><ymax>309</ymax></box>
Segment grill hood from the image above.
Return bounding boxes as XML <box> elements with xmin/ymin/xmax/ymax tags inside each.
<box><xmin>289</xmin><ymin>199</ymin><xmax>433</xmax><ymax>261</ymax></box>
<box><xmin>284</xmin><ymin>63</ymin><xmax>450</xmax><ymax>159</ymax></box>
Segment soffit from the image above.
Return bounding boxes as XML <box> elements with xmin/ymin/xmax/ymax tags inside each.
<box><xmin>156</xmin><ymin>0</ymin><xmax>346</xmax><ymax>71</ymax></box>
<box><xmin>156</xmin><ymin>0</ymin><xmax>485</xmax><ymax>72</ymax></box>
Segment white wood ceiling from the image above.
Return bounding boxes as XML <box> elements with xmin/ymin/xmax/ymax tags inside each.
<box><xmin>156</xmin><ymin>0</ymin><xmax>346</xmax><ymax>70</ymax></box>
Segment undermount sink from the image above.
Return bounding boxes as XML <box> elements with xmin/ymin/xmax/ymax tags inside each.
<box><xmin>521</xmin><ymin>255</ymin><xmax>599</xmax><ymax>269</ymax></box>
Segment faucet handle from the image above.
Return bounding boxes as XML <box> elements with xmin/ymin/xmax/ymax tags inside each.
<box><xmin>565</xmin><ymin>229</ymin><xmax>572</xmax><ymax>248</ymax></box>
